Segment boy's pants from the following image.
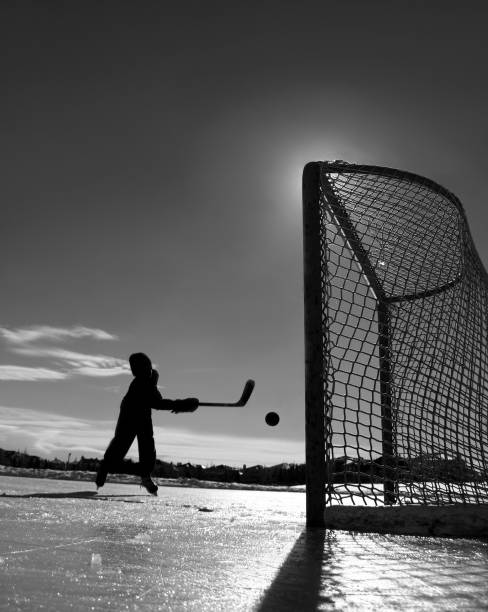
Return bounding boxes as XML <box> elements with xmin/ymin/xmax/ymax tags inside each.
<box><xmin>100</xmin><ymin>415</ymin><xmax>156</xmax><ymax>478</ymax></box>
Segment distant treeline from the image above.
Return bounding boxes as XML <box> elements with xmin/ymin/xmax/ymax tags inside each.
<box><xmin>0</xmin><ymin>448</ymin><xmax>306</xmax><ymax>486</ymax></box>
<box><xmin>329</xmin><ymin>454</ymin><xmax>484</xmax><ymax>484</ymax></box>
<box><xmin>1</xmin><ymin>448</ymin><xmax>481</xmax><ymax>486</ymax></box>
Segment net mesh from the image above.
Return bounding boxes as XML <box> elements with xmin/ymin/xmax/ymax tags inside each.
<box><xmin>318</xmin><ymin>162</ymin><xmax>488</xmax><ymax>506</ymax></box>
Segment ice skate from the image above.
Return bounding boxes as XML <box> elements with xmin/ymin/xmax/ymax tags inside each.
<box><xmin>141</xmin><ymin>476</ymin><xmax>158</xmax><ymax>496</ymax></box>
<box><xmin>95</xmin><ymin>467</ymin><xmax>107</xmax><ymax>490</ymax></box>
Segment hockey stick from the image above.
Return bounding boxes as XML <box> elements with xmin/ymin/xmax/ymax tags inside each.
<box><xmin>198</xmin><ymin>379</ymin><xmax>255</xmax><ymax>407</ymax></box>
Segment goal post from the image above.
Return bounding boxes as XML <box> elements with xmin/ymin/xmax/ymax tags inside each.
<box><xmin>302</xmin><ymin>162</ymin><xmax>326</xmax><ymax>527</ymax></box>
<box><xmin>303</xmin><ymin>161</ymin><xmax>488</xmax><ymax>535</ymax></box>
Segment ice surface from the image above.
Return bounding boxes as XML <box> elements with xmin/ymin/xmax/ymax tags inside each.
<box><xmin>1</xmin><ymin>475</ymin><xmax>487</xmax><ymax>611</ymax></box>
<box><xmin>0</xmin><ymin>476</ymin><xmax>303</xmax><ymax>611</ymax></box>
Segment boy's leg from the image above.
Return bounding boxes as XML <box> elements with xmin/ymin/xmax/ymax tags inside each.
<box><xmin>137</xmin><ymin>424</ymin><xmax>158</xmax><ymax>495</ymax></box>
<box><xmin>137</xmin><ymin>425</ymin><xmax>156</xmax><ymax>478</ymax></box>
<box><xmin>97</xmin><ymin>425</ymin><xmax>136</xmax><ymax>487</ymax></box>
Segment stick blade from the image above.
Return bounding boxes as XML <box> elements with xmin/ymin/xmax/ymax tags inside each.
<box><xmin>236</xmin><ymin>379</ymin><xmax>255</xmax><ymax>406</ymax></box>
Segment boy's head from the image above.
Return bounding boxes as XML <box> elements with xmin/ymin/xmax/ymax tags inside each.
<box><xmin>129</xmin><ymin>352</ymin><xmax>152</xmax><ymax>378</ymax></box>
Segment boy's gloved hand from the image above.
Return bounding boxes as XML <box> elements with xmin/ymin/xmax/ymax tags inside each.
<box><xmin>171</xmin><ymin>398</ymin><xmax>199</xmax><ymax>413</ymax></box>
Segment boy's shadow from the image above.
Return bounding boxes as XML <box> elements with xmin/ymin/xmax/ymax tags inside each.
<box><xmin>1</xmin><ymin>491</ymin><xmax>146</xmax><ymax>500</ymax></box>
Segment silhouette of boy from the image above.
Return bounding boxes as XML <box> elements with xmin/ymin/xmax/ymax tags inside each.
<box><xmin>96</xmin><ymin>352</ymin><xmax>198</xmax><ymax>495</ymax></box>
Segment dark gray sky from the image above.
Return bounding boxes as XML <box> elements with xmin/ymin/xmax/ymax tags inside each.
<box><xmin>1</xmin><ymin>1</ymin><xmax>487</xmax><ymax>465</ymax></box>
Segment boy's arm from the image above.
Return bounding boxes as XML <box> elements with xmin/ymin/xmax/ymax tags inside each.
<box><xmin>150</xmin><ymin>371</ymin><xmax>198</xmax><ymax>412</ymax></box>
<box><xmin>153</xmin><ymin>393</ymin><xmax>199</xmax><ymax>413</ymax></box>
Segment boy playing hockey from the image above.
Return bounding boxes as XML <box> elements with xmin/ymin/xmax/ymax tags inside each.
<box><xmin>96</xmin><ymin>352</ymin><xmax>198</xmax><ymax>495</ymax></box>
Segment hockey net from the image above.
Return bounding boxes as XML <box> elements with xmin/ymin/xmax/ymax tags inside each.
<box><xmin>316</xmin><ymin>162</ymin><xmax>488</xmax><ymax>508</ymax></box>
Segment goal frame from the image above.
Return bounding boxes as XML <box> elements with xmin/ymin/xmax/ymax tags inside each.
<box><xmin>303</xmin><ymin>162</ymin><xmax>326</xmax><ymax>528</ymax></box>
<box><xmin>302</xmin><ymin>161</ymin><xmax>488</xmax><ymax>535</ymax></box>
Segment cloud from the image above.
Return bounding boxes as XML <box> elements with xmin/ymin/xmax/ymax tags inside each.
<box><xmin>0</xmin><ymin>326</ymin><xmax>128</xmax><ymax>379</ymax></box>
<box><xmin>0</xmin><ymin>406</ymin><xmax>112</xmax><ymax>457</ymax></box>
<box><xmin>0</xmin><ymin>405</ymin><xmax>305</xmax><ymax>466</ymax></box>
<box><xmin>154</xmin><ymin>426</ymin><xmax>305</xmax><ymax>467</ymax></box>
<box><xmin>13</xmin><ymin>347</ymin><xmax>130</xmax><ymax>377</ymax></box>
<box><xmin>74</xmin><ymin>366</ymin><xmax>129</xmax><ymax>377</ymax></box>
<box><xmin>0</xmin><ymin>325</ymin><xmax>117</xmax><ymax>344</ymax></box>
<box><xmin>0</xmin><ymin>366</ymin><xmax>67</xmax><ymax>381</ymax></box>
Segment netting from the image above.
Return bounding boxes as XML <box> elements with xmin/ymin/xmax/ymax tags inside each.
<box><xmin>316</xmin><ymin>162</ymin><xmax>488</xmax><ymax>506</ymax></box>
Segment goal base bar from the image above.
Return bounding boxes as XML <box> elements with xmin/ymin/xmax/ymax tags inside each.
<box><xmin>324</xmin><ymin>505</ymin><xmax>488</xmax><ymax>538</ymax></box>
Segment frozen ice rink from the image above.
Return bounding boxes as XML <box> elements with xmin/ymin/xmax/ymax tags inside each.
<box><xmin>1</xmin><ymin>475</ymin><xmax>487</xmax><ymax>611</ymax></box>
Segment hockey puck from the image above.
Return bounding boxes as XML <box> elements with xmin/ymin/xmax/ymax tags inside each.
<box><xmin>265</xmin><ymin>412</ymin><xmax>280</xmax><ymax>426</ymax></box>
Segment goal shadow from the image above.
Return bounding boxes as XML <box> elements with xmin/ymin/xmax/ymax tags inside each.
<box><xmin>257</xmin><ymin>528</ymin><xmax>335</xmax><ymax>612</ymax></box>
<box><xmin>257</xmin><ymin>527</ymin><xmax>488</xmax><ymax>611</ymax></box>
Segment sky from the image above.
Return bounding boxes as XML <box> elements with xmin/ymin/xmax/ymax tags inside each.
<box><xmin>1</xmin><ymin>1</ymin><xmax>487</xmax><ymax>467</ymax></box>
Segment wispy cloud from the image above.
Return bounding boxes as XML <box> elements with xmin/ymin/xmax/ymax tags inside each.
<box><xmin>0</xmin><ymin>405</ymin><xmax>305</xmax><ymax>466</ymax></box>
<box><xmin>0</xmin><ymin>366</ymin><xmax>67</xmax><ymax>381</ymax></box>
<box><xmin>13</xmin><ymin>347</ymin><xmax>130</xmax><ymax>377</ymax></box>
<box><xmin>0</xmin><ymin>406</ymin><xmax>112</xmax><ymax>456</ymax></box>
<box><xmin>0</xmin><ymin>325</ymin><xmax>117</xmax><ymax>344</ymax></box>
<box><xmin>154</xmin><ymin>426</ymin><xmax>305</xmax><ymax>467</ymax></box>
<box><xmin>74</xmin><ymin>366</ymin><xmax>129</xmax><ymax>377</ymax></box>
<box><xmin>0</xmin><ymin>325</ymin><xmax>127</xmax><ymax>379</ymax></box>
